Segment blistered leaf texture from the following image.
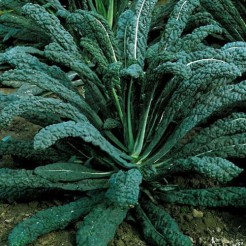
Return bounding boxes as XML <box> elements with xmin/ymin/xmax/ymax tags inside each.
<box><xmin>135</xmin><ymin>201</ymin><xmax>192</xmax><ymax>246</ymax></box>
<box><xmin>173</xmin><ymin>157</ymin><xmax>243</xmax><ymax>182</ymax></box>
<box><xmin>105</xmin><ymin>169</ymin><xmax>142</xmax><ymax>208</ymax></box>
<box><xmin>160</xmin><ymin>187</ymin><xmax>246</xmax><ymax>207</ymax></box>
<box><xmin>9</xmin><ymin>197</ymin><xmax>102</xmax><ymax>246</ymax></box>
<box><xmin>34</xmin><ymin>121</ymin><xmax>131</xmax><ymax>167</ymax></box>
<box><xmin>76</xmin><ymin>202</ymin><xmax>127</xmax><ymax>246</ymax></box>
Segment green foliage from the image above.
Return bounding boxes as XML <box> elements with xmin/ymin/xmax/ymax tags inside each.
<box><xmin>0</xmin><ymin>138</ymin><xmax>69</xmax><ymax>163</ymax></box>
<box><xmin>117</xmin><ymin>0</ymin><xmax>158</xmax><ymax>66</ymax></box>
<box><xmin>9</xmin><ymin>195</ymin><xmax>104</xmax><ymax>246</ymax></box>
<box><xmin>67</xmin><ymin>10</ymin><xmax>119</xmax><ymax>63</ymax></box>
<box><xmin>200</xmin><ymin>0</ymin><xmax>246</xmax><ymax>41</ymax></box>
<box><xmin>86</xmin><ymin>0</ymin><xmax>129</xmax><ymax>29</ymax></box>
<box><xmin>0</xmin><ymin>0</ymin><xmax>246</xmax><ymax>245</ymax></box>
<box><xmin>0</xmin><ymin>167</ymin><xmax>109</xmax><ymax>200</ymax></box>
<box><xmin>33</xmin><ymin>121</ymin><xmax>131</xmax><ymax>167</ymax></box>
<box><xmin>159</xmin><ymin>187</ymin><xmax>246</xmax><ymax>207</ymax></box>
<box><xmin>152</xmin><ymin>0</ymin><xmax>246</xmax><ymax>42</ymax></box>
<box><xmin>135</xmin><ymin>201</ymin><xmax>192</xmax><ymax>246</ymax></box>
<box><xmin>34</xmin><ymin>162</ymin><xmax>113</xmax><ymax>182</ymax></box>
<box><xmin>76</xmin><ymin>202</ymin><xmax>128</xmax><ymax>246</ymax></box>
<box><xmin>105</xmin><ymin>169</ymin><xmax>142</xmax><ymax>208</ymax></box>
<box><xmin>172</xmin><ymin>157</ymin><xmax>243</xmax><ymax>183</ymax></box>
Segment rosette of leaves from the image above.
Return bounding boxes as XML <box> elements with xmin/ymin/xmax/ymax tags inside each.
<box><xmin>0</xmin><ymin>0</ymin><xmax>246</xmax><ymax>245</ymax></box>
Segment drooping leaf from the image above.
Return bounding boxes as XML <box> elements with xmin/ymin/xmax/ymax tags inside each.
<box><xmin>80</xmin><ymin>37</ymin><xmax>109</xmax><ymax>72</ymax></box>
<box><xmin>0</xmin><ymin>47</ymin><xmax>73</xmax><ymax>89</ymax></box>
<box><xmin>0</xmin><ymin>168</ymin><xmax>108</xmax><ymax>200</ymax></box>
<box><xmin>0</xmin><ymin>96</ymin><xmax>88</xmax><ymax>128</ymax></box>
<box><xmin>0</xmin><ymin>12</ymin><xmax>48</xmax><ymax>44</ymax></box>
<box><xmin>170</xmin><ymin>24</ymin><xmax>223</xmax><ymax>52</ymax></box>
<box><xmin>0</xmin><ymin>69</ymin><xmax>97</xmax><ymax>122</ymax></box>
<box><xmin>43</xmin><ymin>42</ymin><xmax>107</xmax><ymax>120</ymax></box>
<box><xmin>183</xmin><ymin>133</ymin><xmax>246</xmax><ymax>159</ymax></box>
<box><xmin>9</xmin><ymin>196</ymin><xmax>103</xmax><ymax>246</ymax></box>
<box><xmin>0</xmin><ymin>138</ymin><xmax>69</xmax><ymax>163</ymax></box>
<box><xmin>154</xmin><ymin>61</ymin><xmax>192</xmax><ymax>79</ymax></box>
<box><xmin>135</xmin><ymin>202</ymin><xmax>192</xmax><ymax>246</ymax></box>
<box><xmin>171</xmin><ymin>156</ymin><xmax>243</xmax><ymax>183</ymax></box>
<box><xmin>0</xmin><ymin>168</ymin><xmax>51</xmax><ymax>200</ymax></box>
<box><xmin>174</xmin><ymin>113</ymin><xmax>246</xmax><ymax>158</ymax></box>
<box><xmin>201</xmin><ymin>0</ymin><xmax>246</xmax><ymax>41</ymax></box>
<box><xmin>34</xmin><ymin>162</ymin><xmax>113</xmax><ymax>182</ymax></box>
<box><xmin>160</xmin><ymin>0</ymin><xmax>200</xmax><ymax>51</ymax></box>
<box><xmin>76</xmin><ymin>202</ymin><xmax>128</xmax><ymax>246</ymax></box>
<box><xmin>22</xmin><ymin>3</ymin><xmax>80</xmax><ymax>56</ymax></box>
<box><xmin>141</xmin><ymin>58</ymin><xmax>241</xmax><ymax>161</ymax></box>
<box><xmin>34</xmin><ymin>121</ymin><xmax>133</xmax><ymax>168</ymax></box>
<box><xmin>159</xmin><ymin>187</ymin><xmax>246</xmax><ymax>207</ymax></box>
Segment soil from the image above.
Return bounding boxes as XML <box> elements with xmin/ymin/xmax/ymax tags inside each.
<box><xmin>0</xmin><ymin>89</ymin><xmax>245</xmax><ymax>246</ymax></box>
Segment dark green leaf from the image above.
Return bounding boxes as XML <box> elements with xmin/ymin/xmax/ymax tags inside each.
<box><xmin>159</xmin><ymin>187</ymin><xmax>246</xmax><ymax>207</ymax></box>
<box><xmin>9</xmin><ymin>196</ymin><xmax>103</xmax><ymax>246</ymax></box>
<box><xmin>76</xmin><ymin>202</ymin><xmax>128</xmax><ymax>246</ymax></box>
<box><xmin>34</xmin><ymin>162</ymin><xmax>113</xmax><ymax>182</ymax></box>
<box><xmin>135</xmin><ymin>203</ymin><xmax>192</xmax><ymax>246</ymax></box>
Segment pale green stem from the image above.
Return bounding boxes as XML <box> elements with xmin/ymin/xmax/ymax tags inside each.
<box><xmin>107</xmin><ymin>0</ymin><xmax>114</xmax><ymax>29</ymax></box>
<box><xmin>127</xmin><ymin>79</ymin><xmax>134</xmax><ymax>151</ymax></box>
<box><xmin>104</xmin><ymin>131</ymin><xmax>128</xmax><ymax>152</ymax></box>
<box><xmin>132</xmin><ymin>90</ymin><xmax>155</xmax><ymax>159</ymax></box>
<box><xmin>112</xmin><ymin>87</ymin><xmax>123</xmax><ymax>124</ymax></box>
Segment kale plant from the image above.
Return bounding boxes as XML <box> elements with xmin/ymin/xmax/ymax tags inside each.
<box><xmin>0</xmin><ymin>0</ymin><xmax>246</xmax><ymax>245</ymax></box>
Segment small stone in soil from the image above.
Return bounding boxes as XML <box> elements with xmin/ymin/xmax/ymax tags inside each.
<box><xmin>192</xmin><ymin>209</ymin><xmax>204</xmax><ymax>218</ymax></box>
<box><xmin>215</xmin><ymin>227</ymin><xmax>221</xmax><ymax>233</ymax></box>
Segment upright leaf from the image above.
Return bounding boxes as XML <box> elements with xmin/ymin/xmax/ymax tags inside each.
<box><xmin>67</xmin><ymin>10</ymin><xmax>119</xmax><ymax>63</ymax></box>
<box><xmin>118</xmin><ymin>0</ymin><xmax>158</xmax><ymax>66</ymax></box>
